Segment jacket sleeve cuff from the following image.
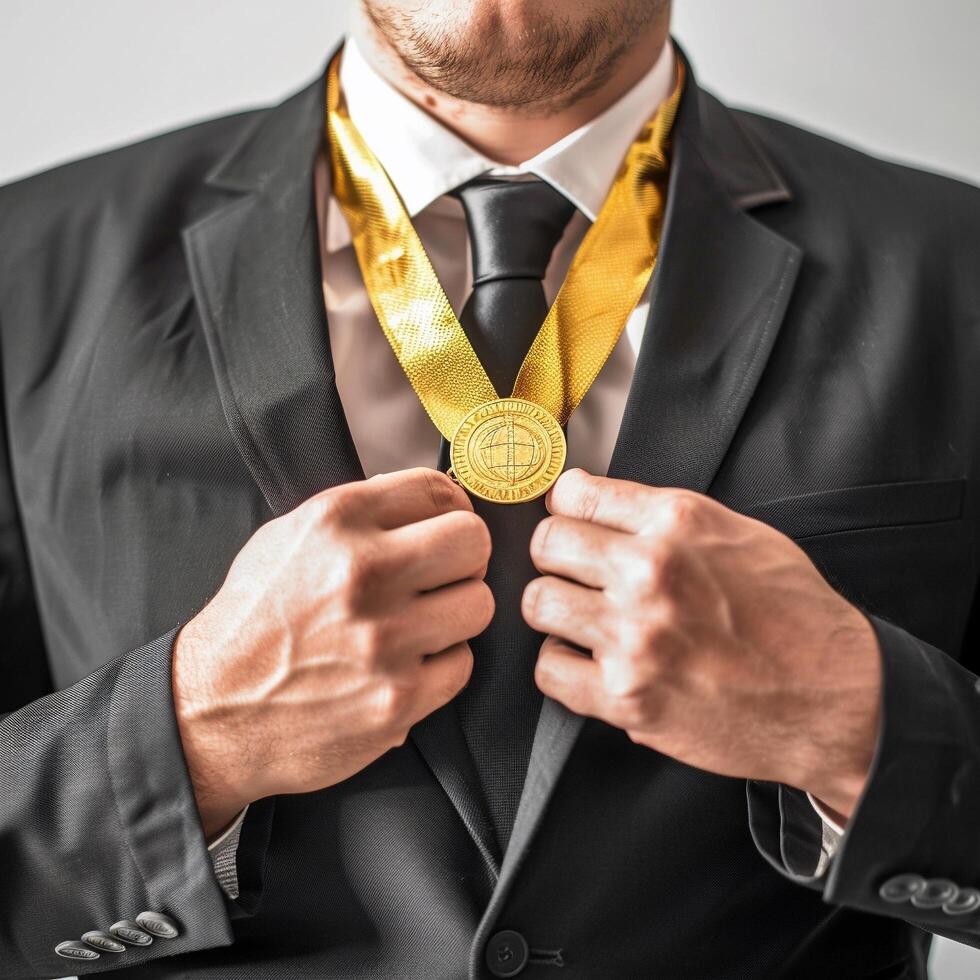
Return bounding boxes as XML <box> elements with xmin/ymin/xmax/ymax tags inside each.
<box><xmin>104</xmin><ymin>627</ymin><xmax>237</xmax><ymax>953</ymax></box>
<box><xmin>751</xmin><ymin>612</ymin><xmax>980</xmax><ymax>938</ymax></box>
<box><xmin>113</xmin><ymin>634</ymin><xmax>275</xmax><ymax>924</ymax></box>
<box><xmin>821</xmin><ymin>613</ymin><xmax>980</xmax><ymax>931</ymax></box>
<box><xmin>3</xmin><ymin>627</ymin><xmax>237</xmax><ymax>976</ymax></box>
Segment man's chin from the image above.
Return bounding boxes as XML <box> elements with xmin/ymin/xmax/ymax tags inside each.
<box><xmin>360</xmin><ymin>0</ymin><xmax>667</xmax><ymax>111</ymax></box>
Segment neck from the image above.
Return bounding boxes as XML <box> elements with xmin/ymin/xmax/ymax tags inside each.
<box><xmin>348</xmin><ymin>8</ymin><xmax>672</xmax><ymax>166</ymax></box>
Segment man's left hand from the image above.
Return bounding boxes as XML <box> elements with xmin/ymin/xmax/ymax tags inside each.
<box><xmin>522</xmin><ymin>468</ymin><xmax>882</xmax><ymax>820</ymax></box>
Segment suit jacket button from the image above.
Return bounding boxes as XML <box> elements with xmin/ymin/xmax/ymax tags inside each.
<box><xmin>878</xmin><ymin>873</ymin><xmax>926</xmax><ymax>903</ymax></box>
<box><xmin>55</xmin><ymin>941</ymin><xmax>101</xmax><ymax>961</ymax></box>
<box><xmin>136</xmin><ymin>911</ymin><xmax>181</xmax><ymax>939</ymax></box>
<box><xmin>911</xmin><ymin>878</ymin><xmax>959</xmax><ymax>909</ymax></box>
<box><xmin>943</xmin><ymin>886</ymin><xmax>980</xmax><ymax>915</ymax></box>
<box><xmin>485</xmin><ymin>929</ymin><xmax>529</xmax><ymax>978</ymax></box>
<box><xmin>109</xmin><ymin>920</ymin><xmax>154</xmax><ymax>945</ymax></box>
<box><xmin>82</xmin><ymin>930</ymin><xmax>127</xmax><ymax>953</ymax></box>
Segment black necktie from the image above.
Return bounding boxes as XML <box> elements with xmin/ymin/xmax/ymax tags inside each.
<box><xmin>437</xmin><ymin>177</ymin><xmax>576</xmax><ymax>855</ymax></box>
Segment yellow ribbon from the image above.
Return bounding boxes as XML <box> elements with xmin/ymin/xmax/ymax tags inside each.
<box><xmin>326</xmin><ymin>49</ymin><xmax>684</xmax><ymax>442</ymax></box>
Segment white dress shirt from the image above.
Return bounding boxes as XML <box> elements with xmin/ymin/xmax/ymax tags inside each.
<box><xmin>207</xmin><ymin>33</ymin><xmax>843</xmax><ymax>898</ymax></box>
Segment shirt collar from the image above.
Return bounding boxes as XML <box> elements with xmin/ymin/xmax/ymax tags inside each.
<box><xmin>339</xmin><ymin>34</ymin><xmax>676</xmax><ymax>223</ymax></box>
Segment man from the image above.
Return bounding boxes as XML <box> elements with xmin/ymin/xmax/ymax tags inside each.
<box><xmin>0</xmin><ymin>0</ymin><xmax>978</xmax><ymax>976</ymax></box>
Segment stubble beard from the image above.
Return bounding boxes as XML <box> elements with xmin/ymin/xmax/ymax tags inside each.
<box><xmin>361</xmin><ymin>0</ymin><xmax>669</xmax><ymax>114</ymax></box>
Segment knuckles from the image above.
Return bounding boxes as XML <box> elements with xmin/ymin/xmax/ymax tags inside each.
<box><xmin>334</xmin><ymin>546</ymin><xmax>387</xmax><ymax>612</ymax></box>
<box><xmin>601</xmin><ymin>659</ymin><xmax>654</xmax><ymax>701</ymax></box>
<box><xmin>601</xmin><ymin>616</ymin><xmax>679</xmax><ymax>724</ymax></box>
<box><xmin>311</xmin><ymin>483</ymin><xmax>360</xmax><ymax>528</ymax></box>
<box><xmin>655</xmin><ymin>490</ymin><xmax>703</xmax><ymax>533</ymax></box>
<box><xmin>625</xmin><ymin>546</ymin><xmax>684</xmax><ymax>598</ymax></box>
<box><xmin>600</xmin><ymin>664</ymin><xmax>663</xmax><ymax>729</ymax></box>
<box><xmin>373</xmin><ymin>677</ymin><xmax>415</xmax><ymax>731</ymax></box>
<box><xmin>617</xmin><ymin>608</ymin><xmax>680</xmax><ymax>665</ymax></box>
<box><xmin>352</xmin><ymin>617</ymin><xmax>392</xmax><ymax>668</ymax></box>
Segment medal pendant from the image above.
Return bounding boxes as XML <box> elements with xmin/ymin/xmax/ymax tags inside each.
<box><xmin>449</xmin><ymin>398</ymin><xmax>566</xmax><ymax>504</ymax></box>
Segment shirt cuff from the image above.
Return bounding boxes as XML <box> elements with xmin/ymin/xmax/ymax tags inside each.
<box><xmin>207</xmin><ymin>805</ymin><xmax>249</xmax><ymax>900</ymax></box>
<box><xmin>807</xmin><ymin>791</ymin><xmax>845</xmax><ymax>874</ymax></box>
<box><xmin>807</xmin><ymin>791</ymin><xmax>846</xmax><ymax>836</ymax></box>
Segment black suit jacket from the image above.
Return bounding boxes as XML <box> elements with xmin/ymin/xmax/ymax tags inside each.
<box><xmin>1</xmin><ymin>42</ymin><xmax>979</xmax><ymax>979</ymax></box>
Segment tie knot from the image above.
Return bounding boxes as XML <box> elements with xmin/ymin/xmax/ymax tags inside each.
<box><xmin>454</xmin><ymin>178</ymin><xmax>576</xmax><ymax>287</ymax></box>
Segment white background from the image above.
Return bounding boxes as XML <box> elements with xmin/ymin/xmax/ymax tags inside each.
<box><xmin>2</xmin><ymin>2</ymin><xmax>978</xmax><ymax>976</ymax></box>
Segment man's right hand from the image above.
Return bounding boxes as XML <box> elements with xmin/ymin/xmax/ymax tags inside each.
<box><xmin>171</xmin><ymin>467</ymin><xmax>493</xmax><ymax>839</ymax></box>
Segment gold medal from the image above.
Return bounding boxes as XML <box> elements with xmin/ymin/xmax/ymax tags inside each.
<box><xmin>449</xmin><ymin>398</ymin><xmax>566</xmax><ymax>503</ymax></box>
<box><xmin>326</xmin><ymin>50</ymin><xmax>684</xmax><ymax>502</ymax></box>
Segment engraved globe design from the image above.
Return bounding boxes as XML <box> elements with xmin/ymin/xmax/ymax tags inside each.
<box><xmin>475</xmin><ymin>417</ymin><xmax>546</xmax><ymax>485</ymax></box>
<box><xmin>451</xmin><ymin>398</ymin><xmax>566</xmax><ymax>502</ymax></box>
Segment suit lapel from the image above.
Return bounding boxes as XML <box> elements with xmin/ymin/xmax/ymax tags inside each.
<box><xmin>182</xmin><ymin>70</ymin><xmax>363</xmax><ymax>515</ymax></box>
<box><xmin>181</xmin><ymin>58</ymin><xmax>501</xmax><ymax>875</ymax></box>
<box><xmin>475</xmin><ymin>54</ymin><xmax>804</xmax><ymax>938</ymax></box>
